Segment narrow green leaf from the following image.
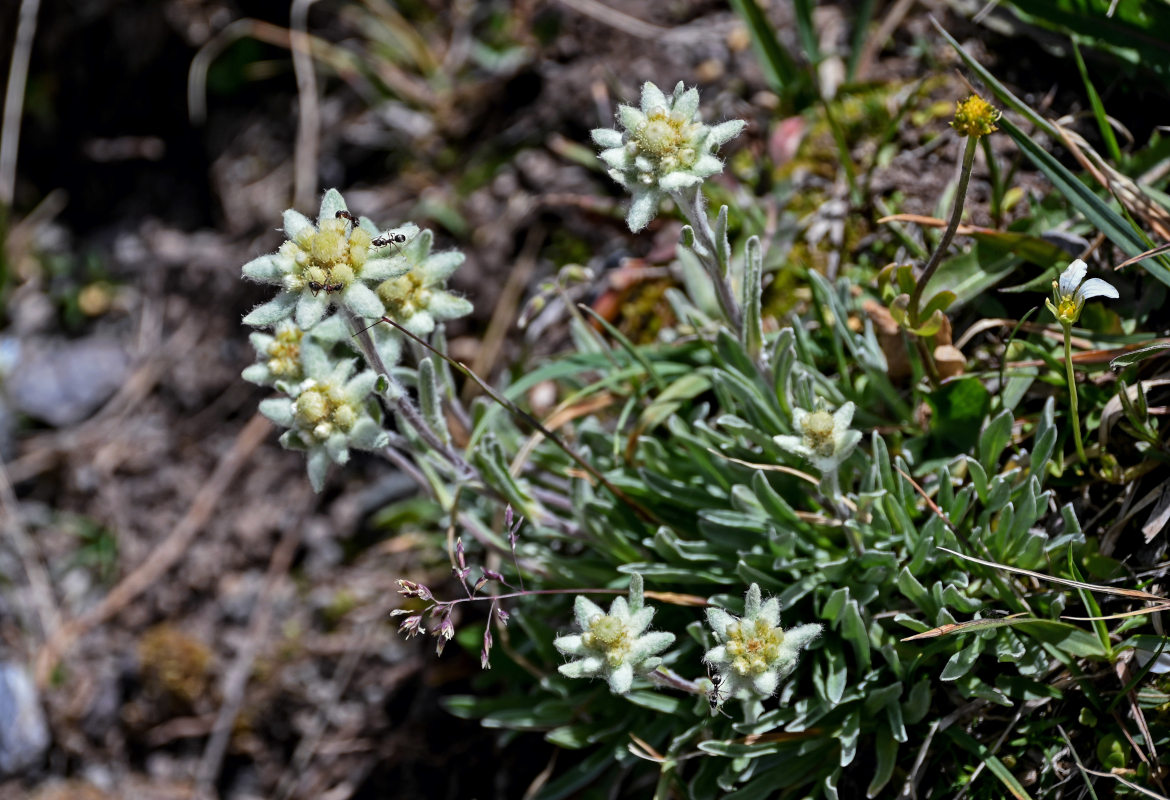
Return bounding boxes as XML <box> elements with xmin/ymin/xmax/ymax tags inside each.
<box><xmin>1071</xmin><ymin>41</ymin><xmax>1121</xmax><ymax>163</ymax></box>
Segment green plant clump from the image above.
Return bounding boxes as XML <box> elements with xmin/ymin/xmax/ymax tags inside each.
<box><xmin>239</xmin><ymin>67</ymin><xmax>1170</xmax><ymax>799</ymax></box>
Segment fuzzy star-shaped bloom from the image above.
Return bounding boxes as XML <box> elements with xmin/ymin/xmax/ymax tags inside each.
<box><xmin>1046</xmin><ymin>258</ymin><xmax>1119</xmax><ymax>327</ymax></box>
<box><xmin>704</xmin><ymin>584</ymin><xmax>821</xmax><ymax>710</ymax></box>
<box><xmin>241</xmin><ymin>188</ymin><xmax>417</xmax><ymax>330</ymax></box>
<box><xmin>257</xmin><ymin>340</ymin><xmax>389</xmax><ymax>491</ymax></box>
<box><xmin>375</xmin><ymin>228</ymin><xmax>473</xmax><ymax>337</ymax></box>
<box><xmin>242</xmin><ymin>320</ymin><xmax>305</xmax><ymax>387</ymax></box>
<box><xmin>553</xmin><ymin>574</ymin><xmax>675</xmax><ymax>695</ymax></box>
<box><xmin>591</xmin><ymin>81</ymin><xmax>745</xmax><ymax>232</ymax></box>
<box><xmin>773</xmin><ymin>401</ymin><xmax>861</xmax><ymax>474</ymax></box>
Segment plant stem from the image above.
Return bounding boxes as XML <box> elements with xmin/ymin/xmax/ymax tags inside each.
<box><xmin>675</xmin><ymin>186</ymin><xmax>743</xmax><ymax>331</ymax></box>
<box><xmin>908</xmin><ymin>134</ymin><xmax>979</xmax><ymax>326</ymax></box>
<box><xmin>1063</xmin><ymin>322</ymin><xmax>1087</xmax><ymax>464</ymax></box>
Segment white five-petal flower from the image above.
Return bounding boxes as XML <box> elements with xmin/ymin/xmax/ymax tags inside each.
<box><xmin>1047</xmin><ymin>258</ymin><xmax>1119</xmax><ymax>326</ymax></box>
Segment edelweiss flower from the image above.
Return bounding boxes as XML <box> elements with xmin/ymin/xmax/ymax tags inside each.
<box><xmin>704</xmin><ymin>584</ymin><xmax>821</xmax><ymax>709</ymax></box>
<box><xmin>258</xmin><ymin>340</ymin><xmax>389</xmax><ymax>491</ymax></box>
<box><xmin>554</xmin><ymin>574</ymin><xmax>675</xmax><ymax>695</ymax></box>
<box><xmin>242</xmin><ymin>320</ymin><xmax>304</xmax><ymax>386</ymax></box>
<box><xmin>375</xmin><ymin>229</ymin><xmax>473</xmax><ymax>337</ymax></box>
<box><xmin>241</xmin><ymin>188</ymin><xmax>417</xmax><ymax>330</ymax></box>
<box><xmin>773</xmin><ymin>401</ymin><xmax>861</xmax><ymax>473</ymax></box>
<box><xmin>592</xmin><ymin>81</ymin><xmax>745</xmax><ymax>232</ymax></box>
<box><xmin>1046</xmin><ymin>258</ymin><xmax>1118</xmax><ymax>326</ymax></box>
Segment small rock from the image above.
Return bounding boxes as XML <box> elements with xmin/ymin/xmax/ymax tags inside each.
<box><xmin>4</xmin><ymin>336</ymin><xmax>130</xmax><ymax>426</ymax></box>
<box><xmin>0</xmin><ymin>661</ymin><xmax>50</xmax><ymax>775</ymax></box>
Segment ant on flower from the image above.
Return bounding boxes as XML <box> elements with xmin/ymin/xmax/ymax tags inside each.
<box><xmin>335</xmin><ymin>209</ymin><xmax>408</xmax><ymax>251</ymax></box>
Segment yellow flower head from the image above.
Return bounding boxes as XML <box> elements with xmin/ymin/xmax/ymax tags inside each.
<box><xmin>951</xmin><ymin>94</ymin><xmax>1000</xmax><ymax>138</ymax></box>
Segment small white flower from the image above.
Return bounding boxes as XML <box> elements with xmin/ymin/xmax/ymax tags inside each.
<box><xmin>241</xmin><ymin>320</ymin><xmax>304</xmax><ymax>386</ymax></box>
<box><xmin>241</xmin><ymin>189</ymin><xmax>415</xmax><ymax>330</ymax></box>
<box><xmin>773</xmin><ymin>401</ymin><xmax>861</xmax><ymax>474</ymax></box>
<box><xmin>553</xmin><ymin>574</ymin><xmax>675</xmax><ymax>695</ymax></box>
<box><xmin>703</xmin><ymin>584</ymin><xmax>821</xmax><ymax>710</ymax></box>
<box><xmin>376</xmin><ymin>229</ymin><xmax>473</xmax><ymax>337</ymax></box>
<box><xmin>1046</xmin><ymin>258</ymin><xmax>1118</xmax><ymax>326</ymax></box>
<box><xmin>591</xmin><ymin>81</ymin><xmax>745</xmax><ymax>232</ymax></box>
<box><xmin>258</xmin><ymin>340</ymin><xmax>388</xmax><ymax>491</ymax></box>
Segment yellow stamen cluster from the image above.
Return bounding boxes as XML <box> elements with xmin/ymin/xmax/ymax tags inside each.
<box><xmin>723</xmin><ymin>618</ymin><xmax>785</xmax><ymax>677</ymax></box>
<box><xmin>294</xmin><ymin>381</ymin><xmax>359</xmax><ymax>441</ymax></box>
<box><xmin>1055</xmin><ymin>292</ymin><xmax>1079</xmax><ymax>324</ymax></box>
<box><xmin>282</xmin><ymin>217</ymin><xmax>373</xmax><ymax>294</ymax></box>
<box><xmin>378</xmin><ymin>272</ymin><xmax>432</xmax><ymax>319</ymax></box>
<box><xmin>266</xmin><ymin>326</ymin><xmax>304</xmax><ymax>379</ymax></box>
<box><xmin>950</xmin><ymin>95</ymin><xmax>1000</xmax><ymax>138</ymax></box>
<box><xmin>801</xmin><ymin>410</ymin><xmax>837</xmax><ymax>458</ymax></box>
<box><xmin>631</xmin><ymin>107</ymin><xmax>700</xmax><ymax>175</ymax></box>
<box><xmin>582</xmin><ymin>614</ymin><xmax>632</xmax><ymax>668</ymax></box>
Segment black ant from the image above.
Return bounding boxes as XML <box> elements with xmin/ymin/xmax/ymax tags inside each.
<box><xmin>706</xmin><ymin>666</ymin><xmax>730</xmax><ymax>717</ymax></box>
<box><xmin>308</xmin><ymin>278</ymin><xmax>345</xmax><ymax>296</ymax></box>
<box><xmin>334</xmin><ymin>210</ymin><xmax>407</xmax><ymax>251</ymax></box>
<box><xmin>372</xmin><ymin>230</ymin><xmax>407</xmax><ymax>250</ymax></box>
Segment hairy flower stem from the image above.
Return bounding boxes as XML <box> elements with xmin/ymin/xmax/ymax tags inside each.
<box><xmin>908</xmin><ymin>135</ymin><xmax>979</xmax><ymax>327</ymax></box>
<box><xmin>344</xmin><ymin>311</ymin><xmax>476</xmax><ymax>481</ymax></box>
<box><xmin>1063</xmin><ymin>323</ymin><xmax>1088</xmax><ymax>464</ymax></box>
<box><xmin>676</xmin><ymin>186</ymin><xmax>743</xmax><ymax>331</ymax></box>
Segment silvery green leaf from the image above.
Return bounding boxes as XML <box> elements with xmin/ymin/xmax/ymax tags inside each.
<box><xmin>428</xmin><ymin>293</ymin><xmax>473</xmax><ymax>322</ymax></box>
<box><xmin>403</xmin><ymin>310</ymin><xmax>436</xmax><ymax>337</ymax></box>
<box><xmin>282</xmin><ymin>209</ymin><xmax>314</xmax><ymax>240</ymax></box>
<box><xmin>295</xmin><ymin>292</ymin><xmax>329</xmax><ymax>329</ymax></box>
<box><xmin>243</xmin><ymin>292</ymin><xmax>297</xmax><ymax>327</ymax></box>
<box><xmin>659</xmin><ymin>171</ymin><xmax>703</xmax><ymax>191</ymax></box>
<box><xmin>308</xmin><ymin>313</ymin><xmax>349</xmax><ymax>343</ymax></box>
<box><xmin>607</xmin><ymin>663</ymin><xmax>634</xmax><ymax>694</ymax></box>
<box><xmin>626</xmin><ymin>190</ymin><xmax>659</xmax><ymax>233</ymax></box>
<box><xmin>348</xmin><ymin>417</ymin><xmax>388</xmax><ymax>449</ymax></box>
<box><xmin>640</xmin><ymin>81</ymin><xmax>668</xmax><ymax>112</ymax></box>
<box><xmin>318</xmin><ymin>188</ymin><xmax>347</xmax><ymax>222</ymax></box>
<box><xmin>306</xmin><ymin>448</ymin><xmax>331</xmax><ymax>492</ymax></box>
<box><xmin>343</xmin><ymin>282</ymin><xmax>384</xmax><ymax>319</ymax></box>
<box><xmin>598</xmin><ymin>146</ymin><xmax>630</xmax><ymax>171</ymax></box>
<box><xmin>672</xmin><ymin>86</ymin><xmax>700</xmax><ymax>119</ymax></box>
<box><xmin>362</xmin><ymin>256</ymin><xmax>410</xmax><ymax>282</ymax></box>
<box><xmin>691</xmin><ymin>154</ymin><xmax>724</xmax><ymax>177</ymax></box>
<box><xmin>617</xmin><ymin>104</ymin><xmax>644</xmax><ymax>132</ymax></box>
<box><xmin>344</xmin><ymin>370</ymin><xmax>378</xmax><ymax>402</ymax></box>
<box><xmin>373</xmin><ymin>329</ymin><xmax>403</xmax><ymax>369</ymax></box>
<box><xmin>300</xmin><ymin>340</ymin><xmax>332</xmax><ymax>379</ymax></box>
<box><xmin>591</xmin><ymin>128</ymin><xmax>623</xmax><ymax>149</ymax></box>
<box><xmin>421</xmin><ymin>250</ymin><xmax>465</xmax><ymax>283</ymax></box>
<box><xmin>325</xmin><ymin>432</ymin><xmax>349</xmax><ymax>464</ymax></box>
<box><xmin>241</xmin><ymin>253</ymin><xmax>288</xmax><ymax>283</ymax></box>
<box><xmin>258</xmin><ymin>397</ymin><xmax>295</xmax><ymax>426</ymax></box>
<box><xmin>241</xmin><ymin>363</ymin><xmax>271</xmax><ymax>385</ymax></box>
<box><xmin>707</xmin><ymin>119</ymin><xmax>747</xmax><ymax>147</ymax></box>
<box><xmin>358</xmin><ymin>215</ymin><xmax>380</xmax><ymax>236</ymax></box>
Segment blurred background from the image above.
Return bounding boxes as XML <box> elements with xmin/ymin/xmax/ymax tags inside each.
<box><xmin>0</xmin><ymin>0</ymin><xmax>1166</xmax><ymax>797</ymax></box>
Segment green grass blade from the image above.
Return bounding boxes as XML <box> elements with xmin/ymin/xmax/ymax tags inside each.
<box><xmin>845</xmin><ymin>0</ymin><xmax>877</xmax><ymax>82</ymax></box>
<box><xmin>728</xmin><ymin>0</ymin><xmax>813</xmax><ymax>109</ymax></box>
<box><xmin>1001</xmin><ymin>117</ymin><xmax>1170</xmax><ymax>287</ymax></box>
<box><xmin>1072</xmin><ymin>41</ymin><xmax>1121</xmax><ymax>163</ymax></box>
